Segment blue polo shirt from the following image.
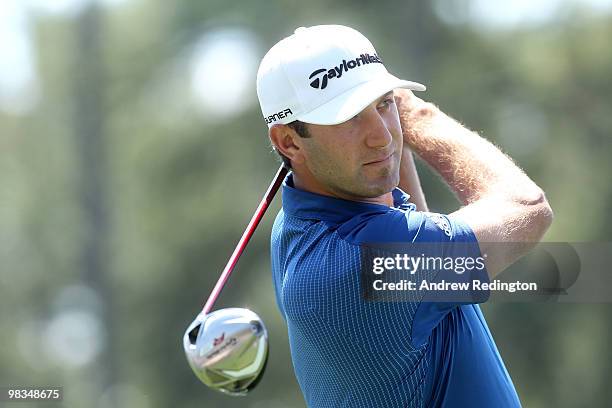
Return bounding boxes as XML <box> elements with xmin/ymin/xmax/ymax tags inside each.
<box><xmin>270</xmin><ymin>174</ymin><xmax>521</xmax><ymax>408</ymax></box>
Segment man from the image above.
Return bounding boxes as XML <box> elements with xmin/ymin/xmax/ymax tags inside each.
<box><xmin>256</xmin><ymin>24</ymin><xmax>553</xmax><ymax>407</ymax></box>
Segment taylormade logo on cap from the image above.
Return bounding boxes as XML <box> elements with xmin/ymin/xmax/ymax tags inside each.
<box><xmin>308</xmin><ymin>53</ymin><xmax>383</xmax><ymax>90</ymax></box>
<box><xmin>256</xmin><ymin>25</ymin><xmax>426</xmax><ymax>128</ymax></box>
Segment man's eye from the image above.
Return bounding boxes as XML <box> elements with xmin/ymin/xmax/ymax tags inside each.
<box><xmin>379</xmin><ymin>98</ymin><xmax>395</xmax><ymax>109</ymax></box>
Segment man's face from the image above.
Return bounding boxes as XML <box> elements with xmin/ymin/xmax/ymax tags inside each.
<box><xmin>299</xmin><ymin>91</ymin><xmax>403</xmax><ymax>201</ymax></box>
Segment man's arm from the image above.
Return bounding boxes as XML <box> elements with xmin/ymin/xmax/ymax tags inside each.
<box><xmin>398</xmin><ymin>146</ymin><xmax>429</xmax><ymax>212</ymax></box>
<box><xmin>394</xmin><ymin>89</ymin><xmax>554</xmax><ymax>278</ymax></box>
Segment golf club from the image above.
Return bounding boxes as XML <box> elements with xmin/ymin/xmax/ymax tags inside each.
<box><xmin>183</xmin><ymin>164</ymin><xmax>289</xmax><ymax>396</ymax></box>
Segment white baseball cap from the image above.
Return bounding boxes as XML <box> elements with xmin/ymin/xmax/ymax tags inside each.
<box><xmin>256</xmin><ymin>24</ymin><xmax>426</xmax><ymax>128</ymax></box>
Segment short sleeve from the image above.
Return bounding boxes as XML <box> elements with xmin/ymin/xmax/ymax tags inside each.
<box><xmin>336</xmin><ymin>208</ymin><xmax>490</xmax><ymax>347</ymax></box>
<box><xmin>410</xmin><ymin>212</ymin><xmax>491</xmax><ymax>347</ymax></box>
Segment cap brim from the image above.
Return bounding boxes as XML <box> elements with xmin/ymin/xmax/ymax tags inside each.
<box><xmin>297</xmin><ymin>73</ymin><xmax>426</xmax><ymax>126</ymax></box>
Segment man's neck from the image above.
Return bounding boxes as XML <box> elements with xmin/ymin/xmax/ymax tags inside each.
<box><xmin>292</xmin><ymin>173</ymin><xmax>394</xmax><ymax>207</ymax></box>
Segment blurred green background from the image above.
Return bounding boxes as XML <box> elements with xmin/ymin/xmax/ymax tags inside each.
<box><xmin>1</xmin><ymin>0</ymin><xmax>611</xmax><ymax>407</ymax></box>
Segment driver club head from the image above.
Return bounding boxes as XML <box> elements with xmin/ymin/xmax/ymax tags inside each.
<box><xmin>183</xmin><ymin>308</ymin><xmax>269</xmax><ymax>396</ymax></box>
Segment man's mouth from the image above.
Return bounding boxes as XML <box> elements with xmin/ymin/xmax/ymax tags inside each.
<box><xmin>364</xmin><ymin>152</ymin><xmax>393</xmax><ymax>166</ymax></box>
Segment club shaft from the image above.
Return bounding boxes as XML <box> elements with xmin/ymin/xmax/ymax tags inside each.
<box><xmin>202</xmin><ymin>165</ymin><xmax>289</xmax><ymax>315</ymax></box>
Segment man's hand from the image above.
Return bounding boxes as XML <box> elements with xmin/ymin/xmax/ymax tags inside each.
<box><xmin>394</xmin><ymin>88</ymin><xmax>421</xmax><ymax>113</ymax></box>
<box><xmin>394</xmin><ymin>89</ymin><xmax>434</xmax><ymax>147</ymax></box>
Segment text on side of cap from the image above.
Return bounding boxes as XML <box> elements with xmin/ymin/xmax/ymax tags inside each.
<box><xmin>264</xmin><ymin>108</ymin><xmax>293</xmax><ymax>125</ymax></box>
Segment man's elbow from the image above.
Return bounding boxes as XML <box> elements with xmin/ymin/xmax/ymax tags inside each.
<box><xmin>524</xmin><ymin>189</ymin><xmax>554</xmax><ymax>240</ymax></box>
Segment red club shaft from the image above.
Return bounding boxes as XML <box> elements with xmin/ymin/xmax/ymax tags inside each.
<box><xmin>202</xmin><ymin>165</ymin><xmax>289</xmax><ymax>315</ymax></box>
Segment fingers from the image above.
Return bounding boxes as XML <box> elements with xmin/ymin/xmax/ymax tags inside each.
<box><xmin>394</xmin><ymin>89</ymin><xmax>422</xmax><ymax>114</ymax></box>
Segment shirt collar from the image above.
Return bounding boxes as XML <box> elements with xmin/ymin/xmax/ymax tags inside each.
<box><xmin>281</xmin><ymin>173</ymin><xmax>414</xmax><ymax>224</ymax></box>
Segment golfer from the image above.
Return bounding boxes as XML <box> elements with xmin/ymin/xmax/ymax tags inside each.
<box><xmin>256</xmin><ymin>25</ymin><xmax>553</xmax><ymax>407</ymax></box>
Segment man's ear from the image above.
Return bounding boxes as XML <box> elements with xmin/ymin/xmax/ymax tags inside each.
<box><xmin>269</xmin><ymin>124</ymin><xmax>306</xmax><ymax>165</ymax></box>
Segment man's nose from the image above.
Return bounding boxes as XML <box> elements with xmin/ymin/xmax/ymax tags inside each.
<box><xmin>362</xmin><ymin>107</ymin><xmax>393</xmax><ymax>148</ymax></box>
